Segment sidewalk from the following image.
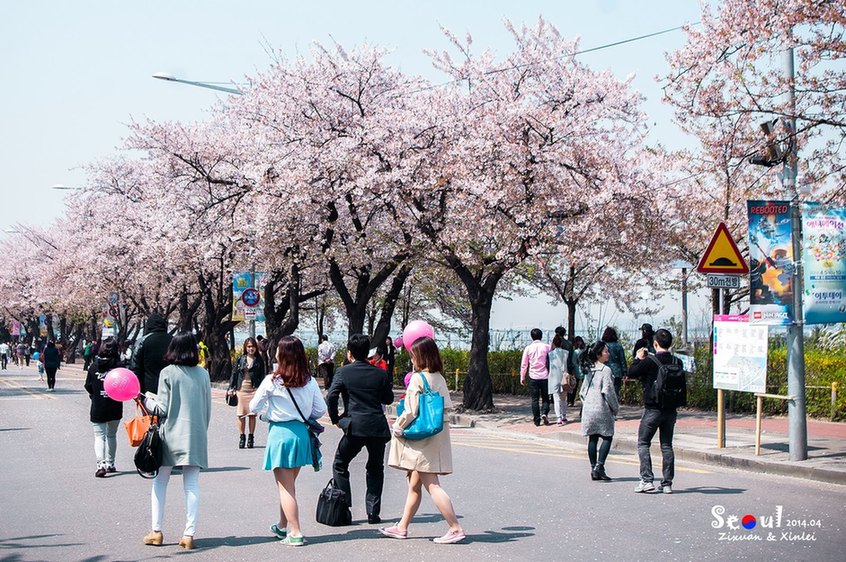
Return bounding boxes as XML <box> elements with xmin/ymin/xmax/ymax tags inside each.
<box><xmin>412</xmin><ymin>392</ymin><xmax>846</xmax><ymax>486</ymax></box>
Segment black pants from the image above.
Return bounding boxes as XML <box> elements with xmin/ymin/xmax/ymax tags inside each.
<box><xmin>319</xmin><ymin>362</ymin><xmax>335</xmax><ymax>390</ymax></box>
<box><xmin>567</xmin><ymin>379</ymin><xmax>580</xmax><ymax>406</ymax></box>
<box><xmin>332</xmin><ymin>435</ymin><xmax>387</xmax><ymax>518</ymax></box>
<box><xmin>45</xmin><ymin>366</ymin><xmax>58</xmax><ymax>389</ymax></box>
<box><xmin>528</xmin><ymin>378</ymin><xmax>550</xmax><ymax>425</ymax></box>
<box><xmin>0</xmin><ymin>354</ymin><xmax>6</xmax><ymax>369</ymax></box>
<box><xmin>83</xmin><ymin>356</ymin><xmax>92</xmax><ymax>371</ymax></box>
<box><xmin>588</xmin><ymin>434</ymin><xmax>613</xmax><ymax>470</ymax></box>
<box><xmin>637</xmin><ymin>408</ymin><xmax>677</xmax><ymax>486</ymax></box>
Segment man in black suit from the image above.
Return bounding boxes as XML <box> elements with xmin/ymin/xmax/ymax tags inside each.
<box><xmin>327</xmin><ymin>334</ymin><xmax>394</xmax><ymax>524</ymax></box>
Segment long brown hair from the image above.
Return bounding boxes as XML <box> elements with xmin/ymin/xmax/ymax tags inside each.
<box><xmin>409</xmin><ymin>336</ymin><xmax>443</xmax><ymax>373</ymax></box>
<box><xmin>273</xmin><ymin>336</ymin><xmax>311</xmax><ymax>388</ymax></box>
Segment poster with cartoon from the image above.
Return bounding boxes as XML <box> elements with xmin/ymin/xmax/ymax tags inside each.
<box><xmin>802</xmin><ymin>203</ymin><xmax>846</xmax><ymax>325</ymax></box>
<box><xmin>232</xmin><ymin>271</ymin><xmax>267</xmax><ymax>322</ymax></box>
<box><xmin>747</xmin><ymin>200</ymin><xmax>794</xmax><ymax>325</ymax></box>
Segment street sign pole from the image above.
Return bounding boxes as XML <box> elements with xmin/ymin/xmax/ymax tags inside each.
<box><xmin>783</xmin><ymin>47</ymin><xmax>808</xmax><ymax>461</ymax></box>
<box><xmin>716</xmin><ymin>289</ymin><xmax>726</xmax><ymax>448</ymax></box>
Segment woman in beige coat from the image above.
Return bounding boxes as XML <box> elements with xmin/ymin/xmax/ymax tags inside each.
<box><xmin>380</xmin><ymin>337</ymin><xmax>465</xmax><ymax>544</ymax></box>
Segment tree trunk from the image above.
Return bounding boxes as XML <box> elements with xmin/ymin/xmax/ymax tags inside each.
<box><xmin>199</xmin><ymin>271</ymin><xmax>234</xmax><ymax>382</ymax></box>
<box><xmin>565</xmin><ymin>297</ymin><xmax>577</xmax><ymax>341</ymax></box>
<box><xmin>463</xmin><ymin>292</ymin><xmax>495</xmax><ymax>410</ymax></box>
<box><xmin>371</xmin><ymin>263</ymin><xmax>413</xmax><ymax>347</ymax></box>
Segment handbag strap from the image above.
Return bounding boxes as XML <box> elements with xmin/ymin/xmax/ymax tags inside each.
<box><xmin>414</xmin><ymin>371</ymin><xmax>431</xmax><ymax>394</ymax></box>
<box><xmin>285</xmin><ymin>385</ymin><xmax>309</xmax><ymax>424</ymax></box>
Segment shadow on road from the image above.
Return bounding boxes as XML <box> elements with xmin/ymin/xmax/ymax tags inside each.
<box><xmin>672</xmin><ymin>486</ymin><xmax>746</xmax><ymax>495</ymax></box>
<box><xmin>196</xmin><ymin>534</ymin><xmax>279</xmax><ymax>548</ymax></box>
<box><xmin>0</xmin><ymin>534</ymin><xmax>86</xmax><ymax>551</ymax></box>
<box><xmin>465</xmin><ymin>526</ymin><xmax>536</xmax><ymax>543</ymax></box>
<box><xmin>0</xmin><ymin>427</ymin><xmax>31</xmax><ymax>432</ymax></box>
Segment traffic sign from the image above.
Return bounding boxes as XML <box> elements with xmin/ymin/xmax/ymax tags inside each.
<box><xmin>241</xmin><ymin>288</ymin><xmax>260</xmax><ymax>307</ymax></box>
<box><xmin>707</xmin><ymin>275</ymin><xmax>741</xmax><ymax>289</ymax></box>
<box><xmin>697</xmin><ymin>223</ymin><xmax>749</xmax><ymax>274</ymax></box>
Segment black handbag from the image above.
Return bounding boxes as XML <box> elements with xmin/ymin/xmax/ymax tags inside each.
<box><xmin>316</xmin><ymin>479</ymin><xmax>352</xmax><ymax>526</ymax></box>
<box><xmin>286</xmin><ymin>386</ymin><xmax>323</xmax><ymax>472</ymax></box>
<box><xmin>225</xmin><ymin>392</ymin><xmax>238</xmax><ymax>407</ymax></box>
<box><xmin>134</xmin><ymin>418</ymin><xmax>162</xmax><ymax>479</ymax></box>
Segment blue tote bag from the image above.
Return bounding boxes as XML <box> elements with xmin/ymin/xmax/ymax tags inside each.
<box><xmin>396</xmin><ymin>372</ymin><xmax>444</xmax><ymax>440</ymax></box>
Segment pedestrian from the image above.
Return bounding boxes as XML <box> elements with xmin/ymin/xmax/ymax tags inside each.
<box><xmin>82</xmin><ymin>340</ymin><xmax>95</xmax><ymax>371</ymax></box>
<box><xmin>131</xmin><ymin>312</ymin><xmax>173</xmax><ymax>394</ymax></box>
<box><xmin>519</xmin><ymin>328</ymin><xmax>551</xmax><ymax>426</ymax></box>
<box><xmin>632</xmin><ymin>323</ymin><xmax>656</xmax><ymax>356</ymax></box>
<box><xmin>548</xmin><ymin>333</ymin><xmax>570</xmax><ymax>425</ymax></box>
<box><xmin>567</xmin><ymin>336</ymin><xmax>586</xmax><ymax>407</ymax></box>
<box><xmin>381</xmin><ymin>336</ymin><xmax>465</xmax><ymax>544</ymax></box>
<box><xmin>368</xmin><ymin>345</ymin><xmax>389</xmax><ymax>372</ymax></box>
<box><xmin>249</xmin><ymin>335</ymin><xmax>327</xmax><ymax>547</ymax></box>
<box><xmin>0</xmin><ymin>341</ymin><xmax>9</xmax><ymax>369</ymax></box>
<box><xmin>316</xmin><ymin>335</ymin><xmax>336</xmax><ymax>390</ymax></box>
<box><xmin>385</xmin><ymin>336</ymin><xmax>396</xmax><ymax>379</ymax></box>
<box><xmin>601</xmin><ymin>327</ymin><xmax>628</xmax><ymax>398</ymax></box>
<box><xmin>15</xmin><ymin>342</ymin><xmax>26</xmax><ymax>368</ymax></box>
<box><xmin>120</xmin><ymin>341</ymin><xmax>133</xmax><ymax>364</ymax></box>
<box><xmin>24</xmin><ymin>341</ymin><xmax>31</xmax><ymax>366</ymax></box>
<box><xmin>627</xmin><ymin>328</ymin><xmax>684</xmax><ymax>495</ymax></box>
<box><xmin>327</xmin><ymin>334</ymin><xmax>394</xmax><ymax>524</ymax></box>
<box><xmin>41</xmin><ymin>340</ymin><xmax>61</xmax><ymax>391</ymax></box>
<box><xmin>228</xmin><ymin>337</ymin><xmax>266</xmax><ymax>449</ymax></box>
<box><xmin>579</xmin><ymin>340</ymin><xmax>619</xmax><ymax>481</ymax></box>
<box><xmin>255</xmin><ymin>335</ymin><xmax>271</xmax><ymax>373</ymax></box>
<box><xmin>140</xmin><ymin>332</ymin><xmax>211</xmax><ymax>550</ymax></box>
<box><xmin>84</xmin><ymin>338</ymin><xmax>123</xmax><ymax>477</ymax></box>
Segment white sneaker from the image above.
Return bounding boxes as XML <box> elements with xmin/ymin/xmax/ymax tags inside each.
<box><xmin>634</xmin><ymin>481</ymin><xmax>655</xmax><ymax>493</ymax></box>
<box><xmin>661</xmin><ymin>484</ymin><xmax>673</xmax><ymax>494</ymax></box>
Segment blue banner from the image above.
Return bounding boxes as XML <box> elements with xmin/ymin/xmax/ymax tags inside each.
<box><xmin>747</xmin><ymin>200</ymin><xmax>794</xmax><ymax>325</ymax></box>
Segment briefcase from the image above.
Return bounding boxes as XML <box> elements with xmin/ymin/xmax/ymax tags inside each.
<box><xmin>316</xmin><ymin>479</ymin><xmax>352</xmax><ymax>526</ymax></box>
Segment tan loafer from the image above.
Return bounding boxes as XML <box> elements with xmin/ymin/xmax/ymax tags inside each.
<box><xmin>178</xmin><ymin>536</ymin><xmax>195</xmax><ymax>550</ymax></box>
<box><xmin>143</xmin><ymin>530</ymin><xmax>163</xmax><ymax>546</ymax></box>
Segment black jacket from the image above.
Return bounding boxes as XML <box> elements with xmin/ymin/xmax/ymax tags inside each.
<box><xmin>41</xmin><ymin>345</ymin><xmax>61</xmax><ymax>369</ymax></box>
<box><xmin>130</xmin><ymin>313</ymin><xmax>172</xmax><ymax>394</ymax></box>
<box><xmin>327</xmin><ymin>360</ymin><xmax>394</xmax><ymax>440</ymax></box>
<box><xmin>84</xmin><ymin>356</ymin><xmax>124</xmax><ymax>423</ymax></box>
<box><xmin>229</xmin><ymin>354</ymin><xmax>266</xmax><ymax>390</ymax></box>
<box><xmin>627</xmin><ymin>351</ymin><xmax>681</xmax><ymax>410</ymax></box>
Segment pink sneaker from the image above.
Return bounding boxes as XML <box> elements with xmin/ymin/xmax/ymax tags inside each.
<box><xmin>379</xmin><ymin>526</ymin><xmax>408</xmax><ymax>539</ymax></box>
<box><xmin>433</xmin><ymin>528</ymin><xmax>466</xmax><ymax>544</ymax></box>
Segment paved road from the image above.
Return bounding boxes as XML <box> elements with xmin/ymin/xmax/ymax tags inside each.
<box><xmin>1</xmin><ymin>365</ymin><xmax>843</xmax><ymax>561</ymax></box>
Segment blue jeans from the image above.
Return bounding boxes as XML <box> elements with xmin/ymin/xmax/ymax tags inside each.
<box><xmin>637</xmin><ymin>408</ymin><xmax>677</xmax><ymax>487</ymax></box>
<box><xmin>528</xmin><ymin>378</ymin><xmax>550</xmax><ymax>425</ymax></box>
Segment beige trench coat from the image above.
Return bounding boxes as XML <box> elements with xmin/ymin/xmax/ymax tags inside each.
<box><xmin>388</xmin><ymin>371</ymin><xmax>453</xmax><ymax>474</ymax></box>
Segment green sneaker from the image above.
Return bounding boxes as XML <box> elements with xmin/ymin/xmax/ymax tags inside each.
<box><xmin>270</xmin><ymin>524</ymin><xmax>286</xmax><ymax>540</ymax></box>
<box><xmin>282</xmin><ymin>535</ymin><xmax>304</xmax><ymax>547</ymax></box>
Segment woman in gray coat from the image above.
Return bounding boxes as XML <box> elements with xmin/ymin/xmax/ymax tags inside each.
<box><xmin>141</xmin><ymin>332</ymin><xmax>211</xmax><ymax>551</ymax></box>
<box><xmin>579</xmin><ymin>341</ymin><xmax>619</xmax><ymax>482</ymax></box>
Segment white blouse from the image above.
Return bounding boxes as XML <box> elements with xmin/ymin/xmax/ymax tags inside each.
<box><xmin>249</xmin><ymin>375</ymin><xmax>326</xmax><ymax>422</ymax></box>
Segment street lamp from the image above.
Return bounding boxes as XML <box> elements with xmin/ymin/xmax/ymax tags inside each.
<box><xmin>50</xmin><ymin>184</ymin><xmax>82</xmax><ymax>190</ymax></box>
<box><xmin>670</xmin><ymin>259</ymin><xmax>693</xmax><ymax>347</ymax></box>
<box><xmin>152</xmin><ymin>72</ymin><xmax>244</xmax><ymax>95</ymax></box>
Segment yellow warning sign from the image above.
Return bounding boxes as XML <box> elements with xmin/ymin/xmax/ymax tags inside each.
<box><xmin>697</xmin><ymin>223</ymin><xmax>749</xmax><ymax>274</ymax></box>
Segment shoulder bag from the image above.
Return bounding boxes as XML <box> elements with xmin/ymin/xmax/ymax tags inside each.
<box><xmin>286</xmin><ymin>386</ymin><xmax>324</xmax><ymax>472</ymax></box>
<box><xmin>134</xmin><ymin>416</ymin><xmax>162</xmax><ymax>478</ymax></box>
<box><xmin>125</xmin><ymin>398</ymin><xmax>153</xmax><ymax>447</ymax></box>
<box><xmin>395</xmin><ymin>372</ymin><xmax>444</xmax><ymax>440</ymax></box>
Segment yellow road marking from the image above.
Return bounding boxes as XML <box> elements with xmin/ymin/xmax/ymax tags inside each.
<box><xmin>452</xmin><ymin>433</ymin><xmax>711</xmax><ymax>474</ymax></box>
<box><xmin>0</xmin><ymin>378</ymin><xmax>55</xmax><ymax>400</ymax></box>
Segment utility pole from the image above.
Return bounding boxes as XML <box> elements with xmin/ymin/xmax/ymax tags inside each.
<box><xmin>783</xmin><ymin>47</ymin><xmax>808</xmax><ymax>461</ymax></box>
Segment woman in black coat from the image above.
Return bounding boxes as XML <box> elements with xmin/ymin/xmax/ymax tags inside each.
<box><xmin>228</xmin><ymin>337</ymin><xmax>266</xmax><ymax>449</ymax></box>
<box><xmin>40</xmin><ymin>341</ymin><xmax>61</xmax><ymax>391</ymax></box>
<box><xmin>83</xmin><ymin>338</ymin><xmax>124</xmax><ymax>477</ymax></box>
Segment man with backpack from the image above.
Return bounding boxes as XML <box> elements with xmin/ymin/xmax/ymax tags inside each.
<box><xmin>626</xmin><ymin>328</ymin><xmax>686</xmax><ymax>495</ymax></box>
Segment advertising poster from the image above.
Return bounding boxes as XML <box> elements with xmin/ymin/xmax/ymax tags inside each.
<box><xmin>11</xmin><ymin>320</ymin><xmax>21</xmax><ymax>337</ymax></box>
<box><xmin>747</xmin><ymin>200</ymin><xmax>794</xmax><ymax>325</ymax></box>
<box><xmin>712</xmin><ymin>314</ymin><xmax>768</xmax><ymax>393</ymax></box>
<box><xmin>802</xmin><ymin>203</ymin><xmax>846</xmax><ymax>325</ymax></box>
<box><xmin>39</xmin><ymin>314</ymin><xmax>48</xmax><ymax>337</ymax></box>
<box><xmin>232</xmin><ymin>271</ymin><xmax>266</xmax><ymax>322</ymax></box>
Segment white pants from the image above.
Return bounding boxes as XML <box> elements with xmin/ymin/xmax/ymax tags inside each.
<box><xmin>552</xmin><ymin>391</ymin><xmax>568</xmax><ymax>420</ymax></box>
<box><xmin>92</xmin><ymin>420</ymin><xmax>120</xmax><ymax>467</ymax></box>
<box><xmin>152</xmin><ymin>465</ymin><xmax>201</xmax><ymax>536</ymax></box>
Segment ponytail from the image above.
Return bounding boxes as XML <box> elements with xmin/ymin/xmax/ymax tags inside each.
<box><xmin>580</xmin><ymin>341</ymin><xmax>606</xmax><ymax>374</ymax></box>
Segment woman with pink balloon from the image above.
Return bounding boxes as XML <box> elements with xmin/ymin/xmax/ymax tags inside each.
<box><xmin>85</xmin><ymin>338</ymin><xmax>129</xmax><ymax>477</ymax></box>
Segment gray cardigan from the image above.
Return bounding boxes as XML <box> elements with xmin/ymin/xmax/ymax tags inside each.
<box><xmin>579</xmin><ymin>363</ymin><xmax>619</xmax><ymax>437</ymax></box>
<box><xmin>149</xmin><ymin>365</ymin><xmax>212</xmax><ymax>468</ymax></box>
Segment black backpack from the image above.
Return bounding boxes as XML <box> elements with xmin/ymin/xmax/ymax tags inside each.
<box><xmin>134</xmin><ymin>420</ymin><xmax>162</xmax><ymax>478</ymax></box>
<box><xmin>649</xmin><ymin>355</ymin><xmax>687</xmax><ymax>408</ymax></box>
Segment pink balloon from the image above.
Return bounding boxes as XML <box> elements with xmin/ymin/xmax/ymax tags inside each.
<box><xmin>103</xmin><ymin>368</ymin><xmax>140</xmax><ymax>402</ymax></box>
<box><xmin>394</xmin><ymin>336</ymin><xmax>404</xmax><ymax>349</ymax></box>
<box><xmin>402</xmin><ymin>320</ymin><xmax>435</xmax><ymax>350</ymax></box>
<box><xmin>404</xmin><ymin>371</ymin><xmax>414</xmax><ymax>388</ymax></box>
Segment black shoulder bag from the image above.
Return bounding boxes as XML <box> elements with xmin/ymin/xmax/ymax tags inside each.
<box><xmin>285</xmin><ymin>386</ymin><xmax>324</xmax><ymax>472</ymax></box>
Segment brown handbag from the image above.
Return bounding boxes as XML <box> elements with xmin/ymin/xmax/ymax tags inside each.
<box><xmin>125</xmin><ymin>399</ymin><xmax>153</xmax><ymax>447</ymax></box>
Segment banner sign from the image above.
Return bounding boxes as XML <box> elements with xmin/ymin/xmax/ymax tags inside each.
<box><xmin>39</xmin><ymin>314</ymin><xmax>48</xmax><ymax>337</ymax></box>
<box><xmin>802</xmin><ymin>203</ymin><xmax>846</xmax><ymax>325</ymax></box>
<box><xmin>712</xmin><ymin>314</ymin><xmax>768</xmax><ymax>393</ymax></box>
<box><xmin>232</xmin><ymin>271</ymin><xmax>266</xmax><ymax>322</ymax></box>
<box><xmin>11</xmin><ymin>320</ymin><xmax>21</xmax><ymax>337</ymax></box>
<box><xmin>747</xmin><ymin>200</ymin><xmax>794</xmax><ymax>325</ymax></box>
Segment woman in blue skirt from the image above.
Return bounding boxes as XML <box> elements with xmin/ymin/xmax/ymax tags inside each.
<box><xmin>250</xmin><ymin>336</ymin><xmax>326</xmax><ymax>547</ymax></box>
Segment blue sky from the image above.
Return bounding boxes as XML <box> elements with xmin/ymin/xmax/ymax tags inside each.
<box><xmin>0</xmin><ymin>0</ymin><xmax>709</xmax><ymax>336</ymax></box>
